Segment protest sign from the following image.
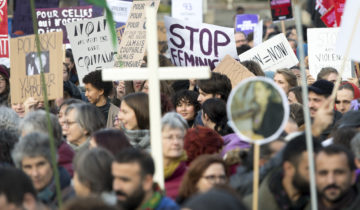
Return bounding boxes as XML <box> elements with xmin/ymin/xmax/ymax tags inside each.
<box><xmin>321</xmin><ymin>6</ymin><xmax>336</xmax><ymax>27</ymax></box>
<box><xmin>235</xmin><ymin>14</ymin><xmax>258</xmax><ymax>35</ymax></box>
<box><xmin>10</xmin><ymin>31</ymin><xmax>63</xmax><ymax>103</ymax></box>
<box><xmin>165</xmin><ymin>16</ymin><xmax>238</xmax><ymax>70</ymax></box>
<box><xmin>116</xmin><ymin>0</ymin><xmax>160</xmax><ymax>67</ymax></box>
<box><xmin>107</xmin><ymin>0</ymin><xmax>133</xmax><ymax>26</ymax></box>
<box><xmin>0</xmin><ymin>0</ymin><xmax>9</xmax><ymax>58</ymax></box>
<box><xmin>79</xmin><ymin>0</ymin><xmax>104</xmax><ymax>17</ymax></box>
<box><xmin>213</xmin><ymin>55</ymin><xmax>254</xmax><ymax>88</ymax></box>
<box><xmin>253</xmin><ymin>20</ymin><xmax>263</xmax><ymax>47</ymax></box>
<box><xmin>308</xmin><ymin>28</ymin><xmax>352</xmax><ymax>79</ymax></box>
<box><xmin>36</xmin><ymin>6</ymin><xmax>93</xmax><ymax>43</ymax></box>
<box><xmin>239</xmin><ymin>33</ymin><xmax>298</xmax><ymax>71</ymax></box>
<box><xmin>66</xmin><ymin>16</ymin><xmax>117</xmax><ymax>86</ymax></box>
<box><xmin>157</xmin><ymin>21</ymin><xmax>167</xmax><ymax>53</ymax></box>
<box><xmin>171</xmin><ymin>0</ymin><xmax>202</xmax><ymax>23</ymax></box>
<box><xmin>269</xmin><ymin>0</ymin><xmax>293</xmax><ymax>22</ymax></box>
<box><xmin>12</xmin><ymin>0</ymin><xmax>58</xmax><ymax>35</ymax></box>
<box><xmin>336</xmin><ymin>0</ymin><xmax>360</xmax><ymax>62</ymax></box>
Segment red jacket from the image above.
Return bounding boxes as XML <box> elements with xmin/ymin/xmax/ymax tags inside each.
<box><xmin>165</xmin><ymin>161</ymin><xmax>187</xmax><ymax>200</ymax></box>
<box><xmin>57</xmin><ymin>141</ymin><xmax>74</xmax><ymax>177</ymax></box>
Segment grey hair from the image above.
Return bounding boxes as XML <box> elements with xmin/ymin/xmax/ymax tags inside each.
<box><xmin>161</xmin><ymin>112</ymin><xmax>188</xmax><ymax>132</ymax></box>
<box><xmin>0</xmin><ymin>107</ymin><xmax>20</xmax><ymax>135</ymax></box>
<box><xmin>65</xmin><ymin>103</ymin><xmax>105</xmax><ymax>137</ymax></box>
<box><xmin>73</xmin><ymin>148</ymin><xmax>114</xmax><ymax>194</ymax></box>
<box><xmin>12</xmin><ymin>132</ymin><xmax>53</xmax><ymax>169</ymax></box>
<box><xmin>19</xmin><ymin>110</ymin><xmax>62</xmax><ymax>147</ymax></box>
<box><xmin>351</xmin><ymin>133</ymin><xmax>360</xmax><ymax>159</ymax></box>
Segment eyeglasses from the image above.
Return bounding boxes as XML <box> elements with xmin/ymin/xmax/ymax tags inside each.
<box><xmin>202</xmin><ymin>175</ymin><xmax>227</xmax><ymax>184</ymax></box>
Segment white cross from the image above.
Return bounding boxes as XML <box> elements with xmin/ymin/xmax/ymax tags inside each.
<box><xmin>102</xmin><ymin>7</ymin><xmax>210</xmax><ymax>189</ymax></box>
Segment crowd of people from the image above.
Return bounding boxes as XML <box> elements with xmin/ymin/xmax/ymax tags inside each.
<box><xmin>1</xmin><ymin>3</ymin><xmax>360</xmax><ymax>210</ymax></box>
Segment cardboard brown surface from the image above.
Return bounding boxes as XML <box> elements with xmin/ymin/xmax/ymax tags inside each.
<box><xmin>214</xmin><ymin>55</ymin><xmax>255</xmax><ymax>88</ymax></box>
<box><xmin>10</xmin><ymin>31</ymin><xmax>63</xmax><ymax>103</ymax></box>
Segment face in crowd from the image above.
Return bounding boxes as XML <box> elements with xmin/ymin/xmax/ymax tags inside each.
<box><xmin>21</xmin><ymin>156</ymin><xmax>53</xmax><ymax>192</ymax></box>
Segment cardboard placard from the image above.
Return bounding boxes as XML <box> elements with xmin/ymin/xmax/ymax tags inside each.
<box><xmin>308</xmin><ymin>28</ymin><xmax>352</xmax><ymax>79</ymax></box>
<box><xmin>10</xmin><ymin>32</ymin><xmax>63</xmax><ymax>103</ymax></box>
<box><xmin>36</xmin><ymin>6</ymin><xmax>93</xmax><ymax>43</ymax></box>
<box><xmin>0</xmin><ymin>0</ymin><xmax>9</xmax><ymax>58</ymax></box>
<box><xmin>269</xmin><ymin>0</ymin><xmax>293</xmax><ymax>22</ymax></box>
<box><xmin>165</xmin><ymin>16</ymin><xmax>238</xmax><ymax>70</ymax></box>
<box><xmin>66</xmin><ymin>16</ymin><xmax>117</xmax><ymax>86</ymax></box>
<box><xmin>336</xmin><ymin>0</ymin><xmax>360</xmax><ymax>62</ymax></box>
<box><xmin>238</xmin><ymin>33</ymin><xmax>298</xmax><ymax>71</ymax></box>
<box><xmin>116</xmin><ymin>0</ymin><xmax>160</xmax><ymax>67</ymax></box>
<box><xmin>235</xmin><ymin>14</ymin><xmax>258</xmax><ymax>35</ymax></box>
<box><xmin>12</xmin><ymin>0</ymin><xmax>58</xmax><ymax>35</ymax></box>
<box><xmin>171</xmin><ymin>0</ymin><xmax>203</xmax><ymax>23</ymax></box>
<box><xmin>213</xmin><ymin>55</ymin><xmax>255</xmax><ymax>88</ymax></box>
<box><xmin>157</xmin><ymin>21</ymin><xmax>168</xmax><ymax>53</ymax></box>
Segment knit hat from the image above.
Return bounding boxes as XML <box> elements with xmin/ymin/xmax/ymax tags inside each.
<box><xmin>0</xmin><ymin>65</ymin><xmax>9</xmax><ymax>80</ymax></box>
<box><xmin>338</xmin><ymin>110</ymin><xmax>360</xmax><ymax>129</ymax></box>
<box><xmin>308</xmin><ymin>79</ymin><xmax>333</xmax><ymax>96</ymax></box>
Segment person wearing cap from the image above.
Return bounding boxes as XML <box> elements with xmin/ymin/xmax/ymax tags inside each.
<box><xmin>0</xmin><ymin>65</ymin><xmax>10</xmax><ymax>107</ymax></box>
<box><xmin>308</xmin><ymin>80</ymin><xmax>342</xmax><ymax>141</ymax></box>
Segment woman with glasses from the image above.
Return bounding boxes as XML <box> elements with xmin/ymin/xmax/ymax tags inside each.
<box><xmin>65</xmin><ymin>103</ymin><xmax>105</xmax><ymax>153</ymax></box>
<box><xmin>161</xmin><ymin>112</ymin><xmax>188</xmax><ymax>200</ymax></box>
<box><xmin>177</xmin><ymin>154</ymin><xmax>228</xmax><ymax>204</ymax></box>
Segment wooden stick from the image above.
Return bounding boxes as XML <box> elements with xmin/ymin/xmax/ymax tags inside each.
<box><xmin>252</xmin><ymin>143</ymin><xmax>260</xmax><ymax>210</ymax></box>
<box><xmin>281</xmin><ymin>20</ymin><xmax>286</xmax><ymax>34</ymax></box>
<box><xmin>330</xmin><ymin>8</ymin><xmax>360</xmax><ymax>106</ymax></box>
<box><xmin>355</xmin><ymin>63</ymin><xmax>360</xmax><ymax>79</ymax></box>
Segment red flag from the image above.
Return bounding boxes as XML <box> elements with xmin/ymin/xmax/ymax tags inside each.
<box><xmin>321</xmin><ymin>6</ymin><xmax>337</xmax><ymax>27</ymax></box>
<box><xmin>335</xmin><ymin>0</ymin><xmax>346</xmax><ymax>26</ymax></box>
<box><xmin>0</xmin><ymin>0</ymin><xmax>8</xmax><ymax>58</ymax></box>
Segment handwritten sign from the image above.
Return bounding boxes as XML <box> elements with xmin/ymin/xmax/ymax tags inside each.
<box><xmin>12</xmin><ymin>0</ymin><xmax>59</xmax><ymax>35</ymax></box>
<box><xmin>235</xmin><ymin>14</ymin><xmax>258</xmax><ymax>35</ymax></box>
<box><xmin>308</xmin><ymin>28</ymin><xmax>352</xmax><ymax>79</ymax></box>
<box><xmin>270</xmin><ymin>0</ymin><xmax>293</xmax><ymax>22</ymax></box>
<box><xmin>10</xmin><ymin>32</ymin><xmax>63</xmax><ymax>103</ymax></box>
<box><xmin>165</xmin><ymin>16</ymin><xmax>238</xmax><ymax>70</ymax></box>
<box><xmin>171</xmin><ymin>0</ymin><xmax>203</xmax><ymax>23</ymax></box>
<box><xmin>214</xmin><ymin>55</ymin><xmax>255</xmax><ymax>88</ymax></box>
<box><xmin>108</xmin><ymin>0</ymin><xmax>133</xmax><ymax>26</ymax></box>
<box><xmin>0</xmin><ymin>0</ymin><xmax>9</xmax><ymax>58</ymax></box>
<box><xmin>66</xmin><ymin>16</ymin><xmax>117</xmax><ymax>86</ymax></box>
<box><xmin>116</xmin><ymin>0</ymin><xmax>160</xmax><ymax>67</ymax></box>
<box><xmin>239</xmin><ymin>33</ymin><xmax>298</xmax><ymax>71</ymax></box>
<box><xmin>36</xmin><ymin>6</ymin><xmax>93</xmax><ymax>43</ymax></box>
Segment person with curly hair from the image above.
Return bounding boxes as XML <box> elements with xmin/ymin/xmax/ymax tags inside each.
<box><xmin>83</xmin><ymin>70</ymin><xmax>119</xmax><ymax>128</ymax></box>
<box><xmin>173</xmin><ymin>90</ymin><xmax>200</xmax><ymax>127</ymax></box>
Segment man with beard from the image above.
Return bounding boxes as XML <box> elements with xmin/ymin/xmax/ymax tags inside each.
<box><xmin>315</xmin><ymin>145</ymin><xmax>360</xmax><ymax>209</ymax></box>
<box><xmin>112</xmin><ymin>148</ymin><xmax>179</xmax><ymax>210</ymax></box>
<box><xmin>308</xmin><ymin>80</ymin><xmax>342</xmax><ymax>140</ymax></box>
<box><xmin>243</xmin><ymin>133</ymin><xmax>322</xmax><ymax>210</ymax></box>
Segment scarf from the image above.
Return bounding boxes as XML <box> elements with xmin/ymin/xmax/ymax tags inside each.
<box><xmin>164</xmin><ymin>153</ymin><xmax>187</xmax><ymax>179</ymax></box>
<box><xmin>140</xmin><ymin>184</ymin><xmax>163</xmax><ymax>210</ymax></box>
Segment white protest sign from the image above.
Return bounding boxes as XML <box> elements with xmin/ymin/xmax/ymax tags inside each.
<box><xmin>165</xmin><ymin>16</ymin><xmax>238</xmax><ymax>70</ymax></box>
<box><xmin>238</xmin><ymin>33</ymin><xmax>298</xmax><ymax>71</ymax></box>
<box><xmin>308</xmin><ymin>28</ymin><xmax>352</xmax><ymax>79</ymax></box>
<box><xmin>253</xmin><ymin>20</ymin><xmax>263</xmax><ymax>47</ymax></box>
<box><xmin>171</xmin><ymin>0</ymin><xmax>203</xmax><ymax>23</ymax></box>
<box><xmin>66</xmin><ymin>16</ymin><xmax>116</xmax><ymax>86</ymax></box>
<box><xmin>107</xmin><ymin>0</ymin><xmax>132</xmax><ymax>23</ymax></box>
<box><xmin>335</xmin><ymin>0</ymin><xmax>360</xmax><ymax>62</ymax></box>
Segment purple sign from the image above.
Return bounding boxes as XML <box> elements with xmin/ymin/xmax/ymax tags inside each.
<box><xmin>79</xmin><ymin>0</ymin><xmax>104</xmax><ymax>17</ymax></box>
<box><xmin>12</xmin><ymin>0</ymin><xmax>59</xmax><ymax>35</ymax></box>
<box><xmin>36</xmin><ymin>6</ymin><xmax>93</xmax><ymax>43</ymax></box>
<box><xmin>235</xmin><ymin>14</ymin><xmax>259</xmax><ymax>35</ymax></box>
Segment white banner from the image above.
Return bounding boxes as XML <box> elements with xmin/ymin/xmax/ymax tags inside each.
<box><xmin>171</xmin><ymin>0</ymin><xmax>202</xmax><ymax>23</ymax></box>
<box><xmin>107</xmin><ymin>0</ymin><xmax>132</xmax><ymax>23</ymax></box>
<box><xmin>238</xmin><ymin>33</ymin><xmax>298</xmax><ymax>71</ymax></box>
<box><xmin>165</xmin><ymin>16</ymin><xmax>238</xmax><ymax>69</ymax></box>
<box><xmin>308</xmin><ymin>28</ymin><xmax>352</xmax><ymax>79</ymax></box>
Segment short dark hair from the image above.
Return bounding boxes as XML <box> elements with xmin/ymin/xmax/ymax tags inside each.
<box><xmin>122</xmin><ymin>92</ymin><xmax>149</xmax><ymax>129</ymax></box>
<box><xmin>240</xmin><ymin>60</ymin><xmax>265</xmax><ymax>76</ymax></box>
<box><xmin>0</xmin><ymin>167</ymin><xmax>37</xmax><ymax>206</ymax></box>
<box><xmin>202</xmin><ymin>98</ymin><xmax>233</xmax><ymax>136</ymax></box>
<box><xmin>289</xmin><ymin>86</ymin><xmax>302</xmax><ymax>104</ymax></box>
<box><xmin>82</xmin><ymin>70</ymin><xmax>113</xmax><ymax>97</ymax></box>
<box><xmin>197</xmin><ymin>72</ymin><xmax>232</xmax><ymax>102</ymax></box>
<box><xmin>0</xmin><ymin>130</ymin><xmax>19</xmax><ymax>166</ymax></box>
<box><xmin>317</xmin><ymin>67</ymin><xmax>338</xmax><ymax>81</ymax></box>
<box><xmin>114</xmin><ymin>148</ymin><xmax>155</xmax><ymax>177</ymax></box>
<box><xmin>92</xmin><ymin>129</ymin><xmax>132</xmax><ymax>155</ymax></box>
<box><xmin>172</xmin><ymin>90</ymin><xmax>200</xmax><ymax>113</ymax></box>
<box><xmin>65</xmin><ymin>49</ymin><xmax>74</xmax><ymax>63</ymax></box>
<box><xmin>282</xmin><ymin>133</ymin><xmax>322</xmax><ymax>166</ymax></box>
<box><xmin>318</xmin><ymin>145</ymin><xmax>356</xmax><ymax>171</ymax></box>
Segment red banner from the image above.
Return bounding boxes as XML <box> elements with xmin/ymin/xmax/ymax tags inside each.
<box><xmin>270</xmin><ymin>0</ymin><xmax>293</xmax><ymax>22</ymax></box>
<box><xmin>0</xmin><ymin>0</ymin><xmax>8</xmax><ymax>58</ymax></box>
<box><xmin>335</xmin><ymin>0</ymin><xmax>346</xmax><ymax>26</ymax></box>
<box><xmin>321</xmin><ymin>6</ymin><xmax>337</xmax><ymax>27</ymax></box>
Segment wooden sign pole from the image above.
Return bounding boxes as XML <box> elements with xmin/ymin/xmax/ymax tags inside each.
<box><xmin>252</xmin><ymin>143</ymin><xmax>260</xmax><ymax>210</ymax></box>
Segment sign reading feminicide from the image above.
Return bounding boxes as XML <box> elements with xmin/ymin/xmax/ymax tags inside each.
<box><xmin>116</xmin><ymin>0</ymin><xmax>160</xmax><ymax>67</ymax></box>
<box><xmin>66</xmin><ymin>16</ymin><xmax>117</xmax><ymax>86</ymax></box>
<box><xmin>270</xmin><ymin>0</ymin><xmax>293</xmax><ymax>22</ymax></box>
<box><xmin>235</xmin><ymin>14</ymin><xmax>258</xmax><ymax>35</ymax></box>
<box><xmin>171</xmin><ymin>0</ymin><xmax>203</xmax><ymax>23</ymax></box>
<box><xmin>308</xmin><ymin>28</ymin><xmax>352</xmax><ymax>79</ymax></box>
<box><xmin>0</xmin><ymin>0</ymin><xmax>9</xmax><ymax>58</ymax></box>
<box><xmin>239</xmin><ymin>33</ymin><xmax>298</xmax><ymax>71</ymax></box>
<box><xmin>10</xmin><ymin>32</ymin><xmax>63</xmax><ymax>103</ymax></box>
<box><xmin>36</xmin><ymin>6</ymin><xmax>93</xmax><ymax>43</ymax></box>
<box><xmin>165</xmin><ymin>16</ymin><xmax>238</xmax><ymax>70</ymax></box>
